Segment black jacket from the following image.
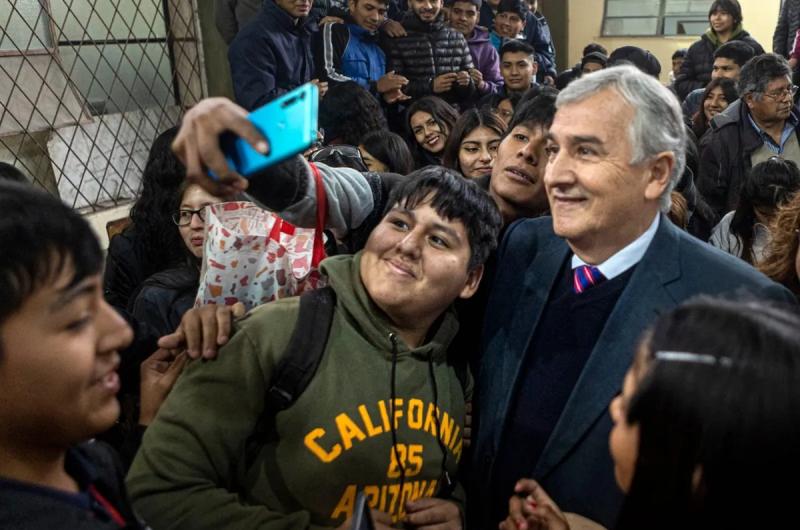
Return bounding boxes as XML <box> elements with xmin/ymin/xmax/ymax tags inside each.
<box><xmin>104</xmin><ymin>225</ymin><xmax>180</xmax><ymax>316</ymax></box>
<box><xmin>103</xmin><ymin>225</ymin><xmax>180</xmax><ymax>397</ymax></box>
<box><xmin>674</xmin><ymin>29</ymin><xmax>764</xmax><ymax>101</ymax></box>
<box><xmin>0</xmin><ymin>442</ymin><xmax>144</xmax><ymax>529</ymax></box>
<box><xmin>131</xmin><ymin>266</ymin><xmax>199</xmax><ymax>340</ymax></box>
<box><xmin>774</xmin><ymin>0</ymin><xmax>800</xmax><ymax>58</ymax></box>
<box><xmin>228</xmin><ymin>0</ymin><xmax>316</xmax><ymax>110</ymax></box>
<box><xmin>698</xmin><ymin>100</ymin><xmax>800</xmax><ymax>217</ymax></box>
<box><xmin>382</xmin><ymin>12</ymin><xmax>475</xmax><ymax>104</ymax></box>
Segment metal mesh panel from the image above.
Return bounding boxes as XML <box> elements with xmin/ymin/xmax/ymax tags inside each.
<box><xmin>0</xmin><ymin>0</ymin><xmax>205</xmax><ymax>212</ymax></box>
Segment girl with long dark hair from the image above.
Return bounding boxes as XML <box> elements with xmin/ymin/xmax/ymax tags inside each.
<box><xmin>441</xmin><ymin>108</ymin><xmax>505</xmax><ymax>180</ymax></box>
<box><xmin>710</xmin><ymin>157</ymin><xmax>800</xmax><ymax>264</ymax></box>
<box><xmin>405</xmin><ymin>96</ymin><xmax>459</xmax><ymax>168</ymax></box>
<box><xmin>690</xmin><ymin>77</ymin><xmax>738</xmax><ymax>143</ymax></box>
<box><xmin>358</xmin><ymin>130</ymin><xmax>415</xmax><ymax>175</ymax></box>
<box><xmin>104</xmin><ymin>127</ymin><xmax>186</xmax><ymax>314</ymax></box>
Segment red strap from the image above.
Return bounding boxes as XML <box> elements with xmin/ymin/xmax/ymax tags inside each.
<box><xmin>309</xmin><ymin>162</ymin><xmax>328</xmax><ymax>266</ymax></box>
<box><xmin>267</xmin><ymin>212</ymin><xmax>284</xmax><ymax>242</ymax></box>
<box><xmin>88</xmin><ymin>484</ymin><xmax>126</xmax><ymax>527</ymax></box>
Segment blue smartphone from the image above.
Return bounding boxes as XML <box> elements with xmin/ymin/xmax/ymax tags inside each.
<box><xmin>220</xmin><ymin>83</ymin><xmax>319</xmax><ymax>178</ymax></box>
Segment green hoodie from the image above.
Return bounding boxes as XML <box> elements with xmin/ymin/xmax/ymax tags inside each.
<box><xmin>127</xmin><ymin>253</ymin><xmax>470</xmax><ymax>529</ymax></box>
<box><xmin>704</xmin><ymin>23</ymin><xmax>745</xmax><ymax>48</ymax></box>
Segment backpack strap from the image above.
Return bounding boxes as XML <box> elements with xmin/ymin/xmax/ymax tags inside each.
<box><xmin>244</xmin><ymin>286</ymin><xmax>337</xmax><ymax>466</ymax></box>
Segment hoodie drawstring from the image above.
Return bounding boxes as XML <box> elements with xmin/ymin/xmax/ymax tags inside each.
<box><xmin>427</xmin><ymin>352</ymin><xmax>455</xmax><ymax>499</ymax></box>
<box><xmin>389</xmin><ymin>333</ymin><xmax>407</xmax><ymax>499</ymax></box>
<box><xmin>389</xmin><ymin>332</ymin><xmax>456</xmax><ymax>507</ymax></box>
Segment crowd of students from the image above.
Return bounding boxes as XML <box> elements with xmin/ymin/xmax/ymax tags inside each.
<box><xmin>4</xmin><ymin>0</ymin><xmax>800</xmax><ymax>529</ymax></box>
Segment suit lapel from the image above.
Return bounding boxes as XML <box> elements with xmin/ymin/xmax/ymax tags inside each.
<box><xmin>533</xmin><ymin>217</ymin><xmax>683</xmax><ymax>478</ymax></box>
<box><xmin>490</xmin><ymin>241</ymin><xmax>570</xmax><ymax>449</ymax></box>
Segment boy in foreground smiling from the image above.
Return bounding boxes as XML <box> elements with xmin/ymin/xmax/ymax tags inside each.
<box><xmin>0</xmin><ymin>180</ymin><xmax>145</xmax><ymax>529</ymax></box>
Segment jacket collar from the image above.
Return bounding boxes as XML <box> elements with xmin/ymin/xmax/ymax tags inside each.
<box><xmin>402</xmin><ymin>10</ymin><xmax>446</xmax><ymax>32</ymax></box>
<box><xmin>485</xmin><ymin>215</ymin><xmax>683</xmax><ymax>477</ymax></box>
<box><xmin>704</xmin><ymin>23</ymin><xmax>746</xmax><ymax>47</ymax></box>
<box><xmin>320</xmin><ymin>253</ymin><xmax>459</xmax><ymax>362</ymax></box>
<box><xmin>532</xmin><ymin>215</ymin><xmax>683</xmax><ymax>478</ymax></box>
<box><xmin>468</xmin><ymin>25</ymin><xmax>490</xmax><ymax>44</ymax></box>
<box><xmin>346</xmin><ymin>17</ymin><xmax>380</xmax><ymax>39</ymax></box>
<box><xmin>265</xmin><ymin>0</ymin><xmax>315</xmax><ymax>33</ymax></box>
<box><xmin>712</xmin><ymin>99</ymin><xmax>791</xmax><ymax>154</ymax></box>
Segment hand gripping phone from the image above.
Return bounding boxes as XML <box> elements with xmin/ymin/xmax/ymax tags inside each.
<box><xmin>220</xmin><ymin>83</ymin><xmax>319</xmax><ymax>178</ymax></box>
<box><xmin>351</xmin><ymin>491</ymin><xmax>375</xmax><ymax>530</ymax></box>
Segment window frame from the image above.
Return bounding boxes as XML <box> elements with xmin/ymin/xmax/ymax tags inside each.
<box><xmin>601</xmin><ymin>0</ymin><xmax>713</xmax><ymax>38</ymax></box>
<box><xmin>50</xmin><ymin>0</ymin><xmax>181</xmax><ymax>114</ymax></box>
<box><xmin>0</xmin><ymin>0</ymin><xmax>57</xmax><ymax>57</ymax></box>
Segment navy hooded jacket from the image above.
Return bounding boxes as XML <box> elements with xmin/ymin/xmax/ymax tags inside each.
<box><xmin>228</xmin><ymin>0</ymin><xmax>317</xmax><ymax>110</ymax></box>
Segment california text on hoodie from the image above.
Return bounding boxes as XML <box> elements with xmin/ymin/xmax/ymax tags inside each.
<box><xmin>126</xmin><ymin>253</ymin><xmax>470</xmax><ymax>529</ymax></box>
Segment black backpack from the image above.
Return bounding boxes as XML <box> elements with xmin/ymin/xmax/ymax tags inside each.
<box><xmin>245</xmin><ymin>286</ymin><xmax>336</xmax><ymax>466</ymax></box>
<box><xmin>243</xmin><ymin>285</ymin><xmax>468</xmax><ymax>466</ymax></box>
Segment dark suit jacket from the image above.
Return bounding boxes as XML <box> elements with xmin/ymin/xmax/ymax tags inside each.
<box><xmin>471</xmin><ymin>215</ymin><xmax>795</xmax><ymax>528</ymax></box>
<box><xmin>227</xmin><ymin>0</ymin><xmax>316</xmax><ymax>110</ymax></box>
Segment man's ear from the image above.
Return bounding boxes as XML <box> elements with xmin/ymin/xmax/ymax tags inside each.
<box><xmin>743</xmin><ymin>92</ymin><xmax>755</xmax><ymax>110</ymax></box>
<box><xmin>644</xmin><ymin>151</ymin><xmax>676</xmax><ymax>202</ymax></box>
<box><xmin>459</xmin><ymin>264</ymin><xmax>484</xmax><ymax>299</ymax></box>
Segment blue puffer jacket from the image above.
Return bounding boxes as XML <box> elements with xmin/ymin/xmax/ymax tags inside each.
<box><xmin>228</xmin><ymin>0</ymin><xmax>317</xmax><ymax>110</ymax></box>
<box><xmin>314</xmin><ymin>18</ymin><xmax>386</xmax><ymax>93</ymax></box>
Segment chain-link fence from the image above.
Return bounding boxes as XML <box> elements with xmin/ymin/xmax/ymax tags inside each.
<box><xmin>0</xmin><ymin>0</ymin><xmax>206</xmax><ymax>212</ymax></box>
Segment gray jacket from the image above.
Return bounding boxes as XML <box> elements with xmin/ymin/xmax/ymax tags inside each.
<box><xmin>243</xmin><ymin>156</ymin><xmax>374</xmax><ymax>235</ymax></box>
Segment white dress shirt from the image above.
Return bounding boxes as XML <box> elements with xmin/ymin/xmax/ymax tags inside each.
<box><xmin>571</xmin><ymin>214</ymin><xmax>660</xmax><ymax>280</ymax></box>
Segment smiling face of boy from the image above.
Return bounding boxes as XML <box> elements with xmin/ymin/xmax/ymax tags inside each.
<box><xmin>0</xmin><ymin>266</ymin><xmax>132</xmax><ymax>448</ymax></box>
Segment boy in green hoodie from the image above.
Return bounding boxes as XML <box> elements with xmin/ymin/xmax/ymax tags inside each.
<box><xmin>126</xmin><ymin>167</ymin><xmax>503</xmax><ymax>529</ymax></box>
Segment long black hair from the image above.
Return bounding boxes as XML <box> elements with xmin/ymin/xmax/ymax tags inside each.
<box><xmin>405</xmin><ymin>96</ymin><xmax>459</xmax><ymax>167</ymax></box>
<box><xmin>691</xmin><ymin>78</ymin><xmax>738</xmax><ymax>139</ymax></box>
<box><xmin>319</xmin><ymin>81</ymin><xmax>388</xmax><ymax>146</ymax></box>
<box><xmin>128</xmin><ymin>126</ymin><xmax>186</xmax><ymax>272</ymax></box>
<box><xmin>359</xmin><ymin>129</ymin><xmax>415</xmax><ymax>175</ymax></box>
<box><xmin>617</xmin><ymin>297</ymin><xmax>800</xmax><ymax>530</ymax></box>
<box><xmin>729</xmin><ymin>157</ymin><xmax>800</xmax><ymax>264</ymax></box>
<box><xmin>441</xmin><ymin>107</ymin><xmax>505</xmax><ymax>175</ymax></box>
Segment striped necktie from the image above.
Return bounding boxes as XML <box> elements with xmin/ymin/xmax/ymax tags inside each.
<box><xmin>573</xmin><ymin>265</ymin><xmax>606</xmax><ymax>294</ymax></box>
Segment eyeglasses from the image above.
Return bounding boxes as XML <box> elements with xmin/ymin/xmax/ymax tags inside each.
<box><xmin>762</xmin><ymin>85</ymin><xmax>799</xmax><ymax>101</ymax></box>
<box><xmin>172</xmin><ymin>208</ymin><xmax>206</xmax><ymax>226</ymax></box>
